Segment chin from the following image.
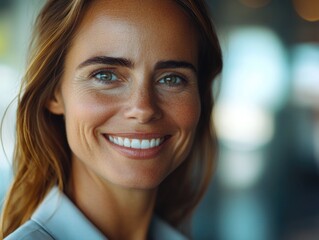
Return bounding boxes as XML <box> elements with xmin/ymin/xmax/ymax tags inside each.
<box><xmin>110</xmin><ymin>169</ymin><xmax>171</xmax><ymax>191</ymax></box>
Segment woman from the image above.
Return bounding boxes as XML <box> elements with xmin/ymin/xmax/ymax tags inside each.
<box><xmin>0</xmin><ymin>0</ymin><xmax>222</xmax><ymax>239</ymax></box>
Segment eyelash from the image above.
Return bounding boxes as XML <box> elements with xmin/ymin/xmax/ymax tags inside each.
<box><xmin>90</xmin><ymin>69</ymin><xmax>119</xmax><ymax>84</ymax></box>
<box><xmin>157</xmin><ymin>74</ymin><xmax>187</xmax><ymax>87</ymax></box>
<box><xmin>89</xmin><ymin>69</ymin><xmax>187</xmax><ymax>88</ymax></box>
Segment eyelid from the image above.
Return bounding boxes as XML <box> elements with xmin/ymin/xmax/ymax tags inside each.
<box><xmin>89</xmin><ymin>68</ymin><xmax>117</xmax><ymax>78</ymax></box>
<box><xmin>158</xmin><ymin>73</ymin><xmax>188</xmax><ymax>82</ymax></box>
<box><xmin>163</xmin><ymin>74</ymin><xmax>185</xmax><ymax>81</ymax></box>
<box><xmin>158</xmin><ymin>67</ymin><xmax>196</xmax><ymax>78</ymax></box>
<box><xmin>156</xmin><ymin>75</ymin><xmax>188</xmax><ymax>90</ymax></box>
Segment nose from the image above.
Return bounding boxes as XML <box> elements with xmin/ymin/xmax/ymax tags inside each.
<box><xmin>124</xmin><ymin>85</ymin><xmax>162</xmax><ymax>124</ymax></box>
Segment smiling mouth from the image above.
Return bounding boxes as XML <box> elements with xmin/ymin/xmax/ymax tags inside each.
<box><xmin>106</xmin><ymin>135</ymin><xmax>168</xmax><ymax>149</ymax></box>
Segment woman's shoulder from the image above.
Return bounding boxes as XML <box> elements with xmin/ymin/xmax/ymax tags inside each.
<box><xmin>4</xmin><ymin>220</ymin><xmax>54</xmax><ymax>240</ymax></box>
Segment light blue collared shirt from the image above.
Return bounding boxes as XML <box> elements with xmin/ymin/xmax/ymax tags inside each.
<box><xmin>5</xmin><ymin>186</ymin><xmax>188</xmax><ymax>240</ymax></box>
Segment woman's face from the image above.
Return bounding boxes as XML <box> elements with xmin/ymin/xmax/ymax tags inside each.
<box><xmin>49</xmin><ymin>0</ymin><xmax>200</xmax><ymax>189</ymax></box>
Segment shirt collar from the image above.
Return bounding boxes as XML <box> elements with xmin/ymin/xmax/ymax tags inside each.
<box><xmin>31</xmin><ymin>186</ymin><xmax>107</xmax><ymax>239</ymax></box>
<box><xmin>31</xmin><ymin>186</ymin><xmax>188</xmax><ymax>240</ymax></box>
<box><xmin>149</xmin><ymin>216</ymin><xmax>188</xmax><ymax>240</ymax></box>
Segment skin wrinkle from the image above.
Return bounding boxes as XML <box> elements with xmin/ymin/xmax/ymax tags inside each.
<box><xmin>47</xmin><ymin>0</ymin><xmax>201</xmax><ymax>239</ymax></box>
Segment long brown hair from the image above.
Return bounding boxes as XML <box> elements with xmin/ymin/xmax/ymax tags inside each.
<box><xmin>0</xmin><ymin>0</ymin><xmax>222</xmax><ymax>238</ymax></box>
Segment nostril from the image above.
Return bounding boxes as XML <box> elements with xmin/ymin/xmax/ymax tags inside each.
<box><xmin>131</xmin><ymin>108</ymin><xmax>162</xmax><ymax>123</ymax></box>
<box><xmin>124</xmin><ymin>90</ymin><xmax>162</xmax><ymax>123</ymax></box>
<box><xmin>124</xmin><ymin>104</ymin><xmax>162</xmax><ymax>123</ymax></box>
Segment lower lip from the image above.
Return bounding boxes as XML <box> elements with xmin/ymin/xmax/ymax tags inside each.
<box><xmin>103</xmin><ymin>135</ymin><xmax>169</xmax><ymax>160</ymax></box>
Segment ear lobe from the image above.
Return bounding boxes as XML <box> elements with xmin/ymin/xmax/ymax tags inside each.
<box><xmin>46</xmin><ymin>87</ymin><xmax>65</xmax><ymax>115</ymax></box>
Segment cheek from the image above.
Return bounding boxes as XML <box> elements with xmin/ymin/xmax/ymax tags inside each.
<box><xmin>172</xmin><ymin>93</ymin><xmax>201</xmax><ymax>130</ymax></box>
<box><xmin>66</xmin><ymin>91</ymin><xmax>117</xmax><ymax>123</ymax></box>
<box><xmin>63</xmin><ymin>92</ymin><xmax>118</xmax><ymax>146</ymax></box>
<box><xmin>167</xmin><ymin>92</ymin><xmax>201</xmax><ymax>166</ymax></box>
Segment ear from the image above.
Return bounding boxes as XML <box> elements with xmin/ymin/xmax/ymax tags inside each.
<box><xmin>46</xmin><ymin>86</ymin><xmax>65</xmax><ymax>115</ymax></box>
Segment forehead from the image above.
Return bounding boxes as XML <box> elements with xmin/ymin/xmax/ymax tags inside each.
<box><xmin>68</xmin><ymin>0</ymin><xmax>198</xmax><ymax>64</ymax></box>
<box><xmin>81</xmin><ymin>0</ymin><xmax>194</xmax><ymax>31</ymax></box>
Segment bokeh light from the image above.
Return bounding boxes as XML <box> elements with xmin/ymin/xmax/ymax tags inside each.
<box><xmin>292</xmin><ymin>44</ymin><xmax>319</xmax><ymax>108</ymax></box>
<box><xmin>219</xmin><ymin>27</ymin><xmax>289</xmax><ymax>112</ymax></box>
<box><xmin>293</xmin><ymin>0</ymin><xmax>319</xmax><ymax>22</ymax></box>
<box><xmin>218</xmin><ymin>149</ymin><xmax>266</xmax><ymax>189</ymax></box>
<box><xmin>214</xmin><ymin>103</ymin><xmax>274</xmax><ymax>150</ymax></box>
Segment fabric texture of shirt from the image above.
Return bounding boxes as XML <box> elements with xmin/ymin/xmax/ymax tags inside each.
<box><xmin>4</xmin><ymin>186</ymin><xmax>188</xmax><ymax>240</ymax></box>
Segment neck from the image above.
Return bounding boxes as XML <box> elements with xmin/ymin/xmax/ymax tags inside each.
<box><xmin>67</xmin><ymin>161</ymin><xmax>157</xmax><ymax>240</ymax></box>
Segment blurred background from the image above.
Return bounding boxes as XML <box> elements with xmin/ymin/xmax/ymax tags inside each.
<box><xmin>0</xmin><ymin>0</ymin><xmax>318</xmax><ymax>239</ymax></box>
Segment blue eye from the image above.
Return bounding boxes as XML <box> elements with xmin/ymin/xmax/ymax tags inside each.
<box><xmin>158</xmin><ymin>75</ymin><xmax>185</xmax><ymax>86</ymax></box>
<box><xmin>92</xmin><ymin>71</ymin><xmax>118</xmax><ymax>83</ymax></box>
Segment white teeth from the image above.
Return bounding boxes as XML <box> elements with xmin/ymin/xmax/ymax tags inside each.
<box><xmin>124</xmin><ymin>138</ymin><xmax>131</xmax><ymax>147</ymax></box>
<box><xmin>141</xmin><ymin>140</ymin><xmax>150</xmax><ymax>149</ymax></box>
<box><xmin>131</xmin><ymin>139</ymin><xmax>141</xmax><ymax>149</ymax></box>
<box><xmin>118</xmin><ymin>137</ymin><xmax>124</xmax><ymax>146</ymax></box>
<box><xmin>150</xmin><ymin>139</ymin><xmax>156</xmax><ymax>148</ymax></box>
<box><xmin>108</xmin><ymin>136</ymin><xmax>164</xmax><ymax>149</ymax></box>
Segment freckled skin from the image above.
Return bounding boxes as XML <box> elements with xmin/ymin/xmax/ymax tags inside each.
<box><xmin>48</xmin><ymin>0</ymin><xmax>200</xmax><ymax>238</ymax></box>
<box><xmin>52</xmin><ymin>0</ymin><xmax>200</xmax><ymax>189</ymax></box>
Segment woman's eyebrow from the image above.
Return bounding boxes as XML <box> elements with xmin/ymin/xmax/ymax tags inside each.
<box><xmin>77</xmin><ymin>57</ymin><xmax>197</xmax><ymax>73</ymax></box>
<box><xmin>77</xmin><ymin>56</ymin><xmax>134</xmax><ymax>69</ymax></box>
<box><xmin>155</xmin><ymin>60</ymin><xmax>197</xmax><ymax>74</ymax></box>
